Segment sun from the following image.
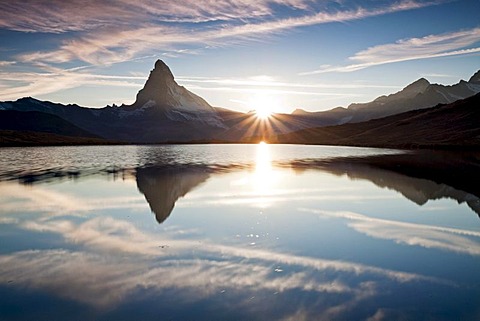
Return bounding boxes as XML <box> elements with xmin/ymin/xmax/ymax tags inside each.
<box><xmin>249</xmin><ymin>93</ymin><xmax>278</xmax><ymax>119</ymax></box>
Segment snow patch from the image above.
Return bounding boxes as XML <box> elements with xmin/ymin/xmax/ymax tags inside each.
<box><xmin>116</xmin><ymin>100</ymin><xmax>155</xmax><ymax>118</ymax></box>
<box><xmin>0</xmin><ymin>102</ymin><xmax>13</xmax><ymax>110</ymax></box>
<box><xmin>166</xmin><ymin>109</ymin><xmax>227</xmax><ymax>128</ymax></box>
<box><xmin>338</xmin><ymin>116</ymin><xmax>353</xmax><ymax>125</ymax></box>
<box><xmin>466</xmin><ymin>83</ymin><xmax>480</xmax><ymax>93</ymax></box>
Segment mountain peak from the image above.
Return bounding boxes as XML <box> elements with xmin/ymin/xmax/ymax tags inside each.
<box><xmin>403</xmin><ymin>78</ymin><xmax>430</xmax><ymax>93</ymax></box>
<box><xmin>132</xmin><ymin>60</ymin><xmax>176</xmax><ymax>108</ymax></box>
<box><xmin>469</xmin><ymin>70</ymin><xmax>480</xmax><ymax>84</ymax></box>
<box><xmin>153</xmin><ymin>59</ymin><xmax>174</xmax><ymax>81</ymax></box>
<box><xmin>129</xmin><ymin>60</ymin><xmax>225</xmax><ymax>127</ymax></box>
<box><xmin>292</xmin><ymin>108</ymin><xmax>308</xmax><ymax>115</ymax></box>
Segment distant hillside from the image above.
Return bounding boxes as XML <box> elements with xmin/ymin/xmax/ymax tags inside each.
<box><xmin>292</xmin><ymin>70</ymin><xmax>480</xmax><ymax>125</ymax></box>
<box><xmin>276</xmin><ymin>93</ymin><xmax>480</xmax><ymax>149</ymax></box>
<box><xmin>0</xmin><ymin>110</ymin><xmax>99</xmax><ymax>138</ymax></box>
<box><xmin>0</xmin><ymin>60</ymin><xmax>478</xmax><ymax>146</ymax></box>
<box><xmin>0</xmin><ymin>130</ymin><xmax>119</xmax><ymax>147</ymax></box>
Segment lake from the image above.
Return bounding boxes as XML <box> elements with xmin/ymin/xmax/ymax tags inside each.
<box><xmin>0</xmin><ymin>144</ymin><xmax>479</xmax><ymax>320</ymax></box>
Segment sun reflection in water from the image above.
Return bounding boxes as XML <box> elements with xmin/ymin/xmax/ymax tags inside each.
<box><xmin>253</xmin><ymin>141</ymin><xmax>280</xmax><ymax>207</ymax></box>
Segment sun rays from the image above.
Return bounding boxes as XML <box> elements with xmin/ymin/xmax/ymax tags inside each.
<box><xmin>249</xmin><ymin>93</ymin><xmax>280</xmax><ymax>120</ymax></box>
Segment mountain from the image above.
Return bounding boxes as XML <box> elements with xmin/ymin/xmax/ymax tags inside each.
<box><xmin>136</xmin><ymin>166</ymin><xmax>210</xmax><ymax>224</ymax></box>
<box><xmin>0</xmin><ymin>61</ymin><xmax>479</xmax><ymax>146</ymax></box>
<box><xmin>0</xmin><ymin>60</ymin><xmax>228</xmax><ymax>143</ymax></box>
<box><xmin>0</xmin><ymin>110</ymin><xmax>99</xmax><ymax>138</ymax></box>
<box><xmin>130</xmin><ymin>60</ymin><xmax>225</xmax><ymax>128</ymax></box>
<box><xmin>0</xmin><ymin>110</ymin><xmax>118</xmax><ymax>146</ymax></box>
<box><xmin>276</xmin><ymin>92</ymin><xmax>480</xmax><ymax>148</ymax></box>
<box><xmin>292</xmin><ymin>70</ymin><xmax>480</xmax><ymax>125</ymax></box>
<box><xmin>288</xmin><ymin>153</ymin><xmax>480</xmax><ymax>216</ymax></box>
<box><xmin>0</xmin><ymin>130</ymin><xmax>118</xmax><ymax>147</ymax></box>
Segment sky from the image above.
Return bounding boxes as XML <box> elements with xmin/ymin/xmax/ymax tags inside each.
<box><xmin>0</xmin><ymin>0</ymin><xmax>479</xmax><ymax>113</ymax></box>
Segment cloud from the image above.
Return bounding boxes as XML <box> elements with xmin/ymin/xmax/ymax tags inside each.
<box><xmin>0</xmin><ymin>177</ymin><xmax>453</xmax><ymax>316</ymax></box>
<box><xmin>10</xmin><ymin>1</ymin><xmax>436</xmax><ymax>66</ymax></box>
<box><xmin>0</xmin><ymin>65</ymin><xmax>144</xmax><ymax>101</ymax></box>
<box><xmin>177</xmin><ymin>76</ymin><xmax>398</xmax><ymax>89</ymax></box>
<box><xmin>0</xmin><ymin>0</ymin><xmax>311</xmax><ymax>33</ymax></box>
<box><xmin>0</xmin><ymin>249</ymin><xmax>356</xmax><ymax>308</ymax></box>
<box><xmin>0</xmin><ymin>1</ymin><xmax>437</xmax><ymax>100</ymax></box>
<box><xmin>303</xmin><ymin>209</ymin><xmax>480</xmax><ymax>255</ymax></box>
<box><xmin>0</xmin><ymin>182</ymin><xmax>146</xmax><ymax>217</ymax></box>
<box><xmin>0</xmin><ymin>60</ymin><xmax>15</xmax><ymax>66</ymax></box>
<box><xmin>173</xmin><ymin>75</ymin><xmax>396</xmax><ymax>102</ymax></box>
<box><xmin>15</xmin><ymin>214</ymin><xmax>438</xmax><ymax>284</ymax></box>
<box><xmin>0</xmin><ymin>212</ymin><xmax>444</xmax><ymax>313</ymax></box>
<box><xmin>301</xmin><ymin>27</ymin><xmax>480</xmax><ymax>74</ymax></box>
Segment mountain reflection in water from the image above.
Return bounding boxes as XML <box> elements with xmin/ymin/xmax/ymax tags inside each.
<box><xmin>136</xmin><ymin>166</ymin><xmax>210</xmax><ymax>223</ymax></box>
<box><xmin>132</xmin><ymin>150</ymin><xmax>480</xmax><ymax>224</ymax></box>
<box><xmin>0</xmin><ymin>145</ymin><xmax>479</xmax><ymax>320</ymax></box>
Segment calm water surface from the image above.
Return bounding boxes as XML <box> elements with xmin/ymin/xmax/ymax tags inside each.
<box><xmin>0</xmin><ymin>144</ymin><xmax>479</xmax><ymax>320</ymax></box>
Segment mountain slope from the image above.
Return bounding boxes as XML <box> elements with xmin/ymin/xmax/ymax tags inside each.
<box><xmin>291</xmin><ymin>70</ymin><xmax>480</xmax><ymax>126</ymax></box>
<box><xmin>276</xmin><ymin>93</ymin><xmax>480</xmax><ymax>148</ymax></box>
<box><xmin>0</xmin><ymin>60</ymin><xmax>228</xmax><ymax>143</ymax></box>
<box><xmin>346</xmin><ymin>71</ymin><xmax>480</xmax><ymax>123</ymax></box>
<box><xmin>1</xmin><ymin>62</ymin><xmax>479</xmax><ymax>145</ymax></box>
<box><xmin>130</xmin><ymin>60</ymin><xmax>224</xmax><ymax>128</ymax></box>
<box><xmin>0</xmin><ymin>130</ymin><xmax>117</xmax><ymax>146</ymax></box>
<box><xmin>0</xmin><ymin>110</ymin><xmax>99</xmax><ymax>138</ymax></box>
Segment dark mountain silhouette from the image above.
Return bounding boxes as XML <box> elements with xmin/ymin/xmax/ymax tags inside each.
<box><xmin>0</xmin><ymin>110</ymin><xmax>118</xmax><ymax>146</ymax></box>
<box><xmin>130</xmin><ymin>60</ymin><xmax>225</xmax><ymax>128</ymax></box>
<box><xmin>288</xmin><ymin>152</ymin><xmax>480</xmax><ymax>217</ymax></box>
<box><xmin>0</xmin><ymin>110</ymin><xmax>98</xmax><ymax>138</ymax></box>
<box><xmin>0</xmin><ymin>130</ymin><xmax>117</xmax><ymax>147</ymax></box>
<box><xmin>136</xmin><ymin>166</ymin><xmax>210</xmax><ymax>224</ymax></box>
<box><xmin>276</xmin><ymin>93</ymin><xmax>480</xmax><ymax>148</ymax></box>
<box><xmin>0</xmin><ymin>61</ymin><xmax>227</xmax><ymax>143</ymax></box>
<box><xmin>291</xmin><ymin>70</ymin><xmax>480</xmax><ymax>125</ymax></box>
<box><xmin>0</xmin><ymin>60</ymin><xmax>479</xmax><ymax>146</ymax></box>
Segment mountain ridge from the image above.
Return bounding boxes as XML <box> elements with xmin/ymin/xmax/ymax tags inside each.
<box><xmin>0</xmin><ymin>60</ymin><xmax>479</xmax><ymax>147</ymax></box>
<box><xmin>276</xmin><ymin>92</ymin><xmax>480</xmax><ymax>149</ymax></box>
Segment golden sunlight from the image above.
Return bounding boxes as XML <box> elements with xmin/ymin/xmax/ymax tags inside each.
<box><xmin>249</xmin><ymin>93</ymin><xmax>279</xmax><ymax>119</ymax></box>
<box><xmin>253</xmin><ymin>141</ymin><xmax>281</xmax><ymax>207</ymax></box>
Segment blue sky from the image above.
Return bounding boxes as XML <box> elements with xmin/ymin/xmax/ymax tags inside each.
<box><xmin>0</xmin><ymin>0</ymin><xmax>479</xmax><ymax>112</ymax></box>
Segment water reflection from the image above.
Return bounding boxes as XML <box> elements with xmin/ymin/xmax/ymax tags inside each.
<box><xmin>133</xmin><ymin>151</ymin><xmax>480</xmax><ymax>226</ymax></box>
<box><xmin>0</xmin><ymin>145</ymin><xmax>479</xmax><ymax>320</ymax></box>
<box><xmin>253</xmin><ymin>142</ymin><xmax>282</xmax><ymax>208</ymax></box>
<box><xmin>303</xmin><ymin>209</ymin><xmax>480</xmax><ymax>256</ymax></box>
<box><xmin>0</xmin><ymin>213</ymin><xmax>450</xmax><ymax>313</ymax></box>
<box><xmin>288</xmin><ymin>156</ymin><xmax>480</xmax><ymax>217</ymax></box>
<box><xmin>136</xmin><ymin>166</ymin><xmax>210</xmax><ymax>223</ymax></box>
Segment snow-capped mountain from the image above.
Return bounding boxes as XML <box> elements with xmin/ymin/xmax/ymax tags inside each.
<box><xmin>0</xmin><ymin>60</ymin><xmax>229</xmax><ymax>142</ymax></box>
<box><xmin>130</xmin><ymin>60</ymin><xmax>225</xmax><ymax>128</ymax></box>
<box><xmin>291</xmin><ymin>70</ymin><xmax>480</xmax><ymax>125</ymax></box>
<box><xmin>346</xmin><ymin>70</ymin><xmax>480</xmax><ymax>122</ymax></box>
<box><xmin>1</xmin><ymin>61</ymin><xmax>479</xmax><ymax>145</ymax></box>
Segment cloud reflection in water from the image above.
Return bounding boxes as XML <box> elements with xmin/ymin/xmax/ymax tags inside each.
<box><xmin>0</xmin><ymin>146</ymin><xmax>479</xmax><ymax>320</ymax></box>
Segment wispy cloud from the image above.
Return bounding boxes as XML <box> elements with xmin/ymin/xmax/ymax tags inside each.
<box><xmin>0</xmin><ymin>205</ymin><xmax>444</xmax><ymax>314</ymax></box>
<box><xmin>0</xmin><ymin>65</ymin><xmax>144</xmax><ymax>101</ymax></box>
<box><xmin>0</xmin><ymin>0</ymin><xmax>439</xmax><ymax>100</ymax></box>
<box><xmin>301</xmin><ymin>27</ymin><xmax>480</xmax><ymax>74</ymax></box>
<box><xmin>303</xmin><ymin>209</ymin><xmax>480</xmax><ymax>255</ymax></box>
<box><xmin>177</xmin><ymin>76</ymin><xmax>398</xmax><ymax>89</ymax></box>
<box><xmin>0</xmin><ymin>182</ymin><xmax>146</xmax><ymax>216</ymax></box>
<box><xmin>0</xmin><ymin>0</ymin><xmax>311</xmax><ymax>33</ymax></box>
<box><xmin>10</xmin><ymin>1</ymin><xmax>436</xmax><ymax>66</ymax></box>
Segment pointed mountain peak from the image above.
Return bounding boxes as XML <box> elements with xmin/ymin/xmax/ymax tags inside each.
<box><xmin>152</xmin><ymin>59</ymin><xmax>174</xmax><ymax>81</ymax></box>
<box><xmin>132</xmin><ymin>60</ymin><xmax>178</xmax><ymax>108</ymax></box>
<box><xmin>403</xmin><ymin>78</ymin><xmax>430</xmax><ymax>93</ymax></box>
<box><xmin>468</xmin><ymin>70</ymin><xmax>480</xmax><ymax>84</ymax></box>
<box><xmin>130</xmin><ymin>60</ymin><xmax>224</xmax><ymax>128</ymax></box>
<box><xmin>292</xmin><ymin>108</ymin><xmax>308</xmax><ymax>115</ymax></box>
